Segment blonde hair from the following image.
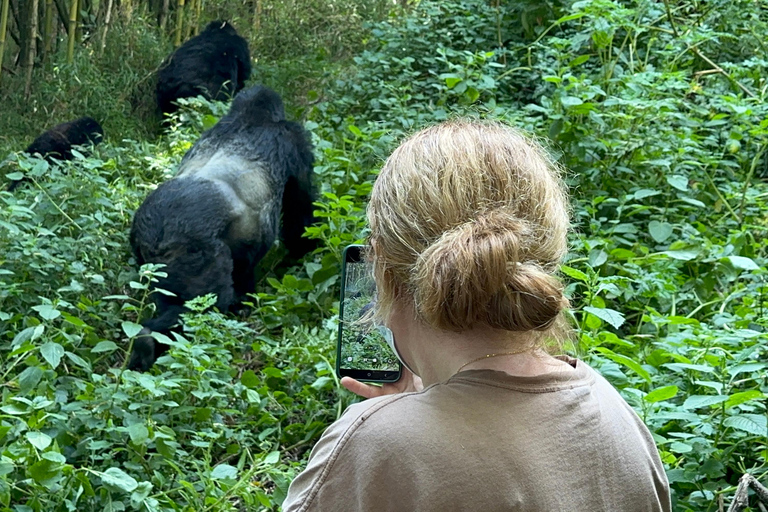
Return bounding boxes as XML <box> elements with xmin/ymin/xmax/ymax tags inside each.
<box><xmin>368</xmin><ymin>119</ymin><xmax>571</xmax><ymax>344</ymax></box>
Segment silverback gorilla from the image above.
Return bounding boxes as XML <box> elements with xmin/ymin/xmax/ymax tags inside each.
<box><xmin>156</xmin><ymin>21</ymin><xmax>251</xmax><ymax>116</ymax></box>
<box><xmin>7</xmin><ymin>117</ymin><xmax>103</xmax><ymax>191</ymax></box>
<box><xmin>128</xmin><ymin>86</ymin><xmax>316</xmax><ymax>371</ymax></box>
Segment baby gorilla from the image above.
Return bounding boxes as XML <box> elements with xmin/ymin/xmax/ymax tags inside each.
<box><xmin>7</xmin><ymin>117</ymin><xmax>103</xmax><ymax>191</ymax></box>
<box><xmin>129</xmin><ymin>85</ymin><xmax>316</xmax><ymax>371</ymax></box>
<box><xmin>156</xmin><ymin>20</ymin><xmax>251</xmax><ymax>116</ymax></box>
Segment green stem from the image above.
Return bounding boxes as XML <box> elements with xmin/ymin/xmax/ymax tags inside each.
<box><xmin>737</xmin><ymin>144</ymin><xmax>766</xmax><ymax>224</ymax></box>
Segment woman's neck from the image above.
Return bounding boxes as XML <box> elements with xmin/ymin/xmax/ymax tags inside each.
<box><xmin>388</xmin><ymin>304</ymin><xmax>566</xmax><ymax>386</ymax></box>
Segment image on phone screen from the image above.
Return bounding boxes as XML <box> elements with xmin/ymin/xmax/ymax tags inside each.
<box><xmin>337</xmin><ymin>245</ymin><xmax>402</xmax><ymax>383</ymax></box>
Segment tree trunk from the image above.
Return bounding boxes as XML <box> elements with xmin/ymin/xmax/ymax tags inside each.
<box><xmin>0</xmin><ymin>0</ymin><xmax>10</xmax><ymax>84</ymax></box>
<box><xmin>66</xmin><ymin>0</ymin><xmax>76</xmax><ymax>62</ymax></box>
<box><xmin>98</xmin><ymin>0</ymin><xmax>111</xmax><ymax>55</ymax></box>
<box><xmin>173</xmin><ymin>0</ymin><xmax>183</xmax><ymax>46</ymax></box>
<box><xmin>24</xmin><ymin>0</ymin><xmax>38</xmax><ymax>98</ymax></box>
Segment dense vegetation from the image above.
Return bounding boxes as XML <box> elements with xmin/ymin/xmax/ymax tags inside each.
<box><xmin>1</xmin><ymin>0</ymin><xmax>766</xmax><ymax>511</ymax></box>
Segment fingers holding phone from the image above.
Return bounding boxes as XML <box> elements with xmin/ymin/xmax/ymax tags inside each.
<box><xmin>340</xmin><ymin>368</ymin><xmax>424</xmax><ymax>399</ymax></box>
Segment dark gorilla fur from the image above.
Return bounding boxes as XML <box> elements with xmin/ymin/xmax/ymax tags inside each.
<box><xmin>156</xmin><ymin>21</ymin><xmax>251</xmax><ymax>116</ymax></box>
<box><xmin>8</xmin><ymin>116</ymin><xmax>103</xmax><ymax>191</ymax></box>
<box><xmin>129</xmin><ymin>85</ymin><xmax>316</xmax><ymax>371</ymax></box>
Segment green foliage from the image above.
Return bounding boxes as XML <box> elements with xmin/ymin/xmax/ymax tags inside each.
<box><xmin>1</xmin><ymin>0</ymin><xmax>767</xmax><ymax>511</ymax></box>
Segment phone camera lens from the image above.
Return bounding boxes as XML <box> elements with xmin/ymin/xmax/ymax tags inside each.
<box><xmin>367</xmin><ymin>372</ymin><xmax>372</xmax><ymax>377</ymax></box>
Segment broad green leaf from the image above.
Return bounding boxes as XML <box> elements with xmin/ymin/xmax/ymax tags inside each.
<box><xmin>202</xmin><ymin>115</ymin><xmax>218</xmax><ymax>130</ymax></box>
<box><xmin>311</xmin><ymin>376</ymin><xmax>333</xmax><ymax>389</ymax></box>
<box><xmin>12</xmin><ymin>325</ymin><xmax>45</xmax><ymax>348</ymax></box>
<box><xmin>728</xmin><ymin>363</ymin><xmax>766</xmax><ymax>376</ymax></box>
<box><xmin>65</xmin><ymin>352</ymin><xmax>91</xmax><ymax>370</ymax></box>
<box><xmin>663</xmin><ymin>363</ymin><xmax>715</xmax><ymax>373</ymax></box>
<box><xmin>210</xmin><ymin>464</ymin><xmax>238</xmax><ymax>480</ymax></box>
<box><xmin>241</xmin><ymin>369</ymin><xmax>260</xmax><ymax>388</ymax></box>
<box><xmin>28</xmin><ymin>457</ymin><xmax>65</xmax><ymax>484</ymax></box>
<box><xmin>569</xmin><ymin>55</ymin><xmax>590</xmax><ymax>67</ymax></box>
<box><xmin>669</xmin><ymin>442</ymin><xmax>693</xmax><ymax>453</ymax></box>
<box><xmin>347</xmin><ymin>125</ymin><xmax>362</xmax><ymax>137</ymax></box>
<box><xmin>556</xmin><ymin>12</ymin><xmax>585</xmax><ymax>23</ymax></box>
<box><xmin>444</xmin><ymin>77</ymin><xmax>462</xmax><ymax>89</ymax></box>
<box><xmin>682</xmin><ymin>395</ymin><xmax>729</xmax><ymax>409</ymax></box>
<box><xmin>99</xmin><ymin>467</ymin><xmax>139</xmax><ymax>493</ymax></box>
<box><xmin>128</xmin><ymin>424</ymin><xmax>149</xmax><ymax>444</ymax></box>
<box><xmin>595</xmin><ymin>349</ymin><xmax>651</xmax><ymax>383</ymax></box>
<box><xmin>661</xmin><ymin>249</ymin><xmax>698</xmax><ymax>261</ymax></box>
<box><xmin>561</xmin><ymin>96</ymin><xmax>583</xmax><ymax>107</ymax></box>
<box><xmin>18</xmin><ymin>366</ymin><xmax>43</xmax><ymax>392</ymax></box>
<box><xmin>588</xmin><ymin>250</ymin><xmax>608</xmax><ymax>267</ymax></box>
<box><xmin>264</xmin><ymin>451</ymin><xmax>280</xmax><ymax>464</ymax></box>
<box><xmin>648</xmin><ymin>221</ymin><xmax>673</xmax><ymax>243</ymax></box>
<box><xmin>724</xmin><ymin>256</ymin><xmax>759</xmax><ymax>270</ymax></box>
<box><xmin>583</xmin><ymin>306</ymin><xmax>625</xmax><ymax>329</ymax></box>
<box><xmin>92</xmin><ymin>341</ymin><xmax>119</xmax><ymax>353</ymax></box>
<box><xmin>130</xmin><ymin>481</ymin><xmax>154</xmax><ymax>508</ymax></box>
<box><xmin>666</xmin><ymin>175</ymin><xmax>688</xmax><ymax>191</ymax></box>
<box><xmin>122</xmin><ymin>321</ymin><xmax>143</xmax><ymax>338</ymax></box>
<box><xmin>634</xmin><ymin>189</ymin><xmax>660</xmax><ymax>200</ymax></box>
<box><xmin>724</xmin><ymin>390</ymin><xmax>764</xmax><ymax>409</ymax></box>
<box><xmin>644</xmin><ymin>386</ymin><xmax>678</xmax><ymax>404</ymax></box>
<box><xmin>26</xmin><ymin>431</ymin><xmax>52</xmax><ymax>451</ymax></box>
<box><xmin>40</xmin><ymin>342</ymin><xmax>64</xmax><ymax>369</ymax></box>
<box><xmin>32</xmin><ymin>305</ymin><xmax>61</xmax><ymax>321</ymax></box>
<box><xmin>560</xmin><ymin>265</ymin><xmax>588</xmax><ymax>282</ymax></box>
<box><xmin>61</xmin><ymin>312</ymin><xmax>87</xmax><ymax>327</ymax></box>
<box><xmin>723</xmin><ymin>414</ymin><xmax>767</xmax><ymax>436</ymax></box>
<box><xmin>610</xmin><ymin>248</ymin><xmax>636</xmax><ymax>260</ymax></box>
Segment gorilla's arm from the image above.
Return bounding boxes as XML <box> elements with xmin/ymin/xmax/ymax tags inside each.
<box><xmin>279</xmin><ymin>121</ymin><xmax>317</xmax><ymax>258</ymax></box>
<box><xmin>128</xmin><ymin>303</ymin><xmax>186</xmax><ymax>371</ymax></box>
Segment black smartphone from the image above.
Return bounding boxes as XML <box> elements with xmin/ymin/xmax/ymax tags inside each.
<box><xmin>336</xmin><ymin>244</ymin><xmax>402</xmax><ymax>383</ymax></box>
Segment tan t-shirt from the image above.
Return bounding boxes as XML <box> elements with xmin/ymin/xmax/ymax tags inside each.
<box><xmin>282</xmin><ymin>357</ymin><xmax>671</xmax><ymax>512</ymax></box>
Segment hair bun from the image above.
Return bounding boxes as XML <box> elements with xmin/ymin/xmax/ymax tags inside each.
<box><xmin>412</xmin><ymin>210</ymin><xmax>568</xmax><ymax>332</ymax></box>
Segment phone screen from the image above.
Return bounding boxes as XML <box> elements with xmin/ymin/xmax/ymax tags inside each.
<box><xmin>336</xmin><ymin>245</ymin><xmax>402</xmax><ymax>383</ymax></box>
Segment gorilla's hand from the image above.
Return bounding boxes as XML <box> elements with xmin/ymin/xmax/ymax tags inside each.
<box><xmin>128</xmin><ymin>328</ymin><xmax>156</xmax><ymax>371</ymax></box>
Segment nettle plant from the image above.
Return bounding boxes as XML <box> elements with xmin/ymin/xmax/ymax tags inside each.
<box><xmin>1</xmin><ymin>0</ymin><xmax>767</xmax><ymax>510</ymax></box>
<box><xmin>305</xmin><ymin>0</ymin><xmax>767</xmax><ymax>509</ymax></box>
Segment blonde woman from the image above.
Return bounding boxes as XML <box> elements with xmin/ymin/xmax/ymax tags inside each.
<box><xmin>282</xmin><ymin>120</ymin><xmax>671</xmax><ymax>511</ymax></box>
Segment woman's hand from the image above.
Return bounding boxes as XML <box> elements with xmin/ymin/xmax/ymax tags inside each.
<box><xmin>340</xmin><ymin>368</ymin><xmax>423</xmax><ymax>399</ymax></box>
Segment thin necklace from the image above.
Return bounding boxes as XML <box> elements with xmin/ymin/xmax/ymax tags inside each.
<box><xmin>456</xmin><ymin>347</ymin><xmax>531</xmax><ymax>374</ymax></box>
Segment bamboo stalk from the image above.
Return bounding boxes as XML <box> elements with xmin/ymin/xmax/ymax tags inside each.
<box><xmin>43</xmin><ymin>0</ymin><xmax>53</xmax><ymax>53</ymax></box>
<box><xmin>159</xmin><ymin>0</ymin><xmax>168</xmax><ymax>30</ymax></box>
<box><xmin>74</xmin><ymin>0</ymin><xmax>82</xmax><ymax>42</ymax></box>
<box><xmin>98</xmin><ymin>0</ymin><xmax>112</xmax><ymax>56</ymax></box>
<box><xmin>253</xmin><ymin>0</ymin><xmax>261</xmax><ymax>31</ymax></box>
<box><xmin>66</xmin><ymin>0</ymin><xmax>76</xmax><ymax>63</ymax></box>
<box><xmin>184</xmin><ymin>0</ymin><xmax>194</xmax><ymax>39</ymax></box>
<box><xmin>0</xmin><ymin>0</ymin><xmax>10</xmax><ymax>85</ymax></box>
<box><xmin>174</xmin><ymin>0</ymin><xmax>184</xmax><ymax>46</ymax></box>
<box><xmin>193</xmin><ymin>0</ymin><xmax>200</xmax><ymax>35</ymax></box>
<box><xmin>24</xmin><ymin>0</ymin><xmax>38</xmax><ymax>98</ymax></box>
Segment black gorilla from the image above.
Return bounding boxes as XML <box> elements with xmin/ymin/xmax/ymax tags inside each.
<box><xmin>7</xmin><ymin>117</ymin><xmax>103</xmax><ymax>191</ymax></box>
<box><xmin>156</xmin><ymin>21</ymin><xmax>251</xmax><ymax>116</ymax></box>
<box><xmin>129</xmin><ymin>85</ymin><xmax>316</xmax><ymax>371</ymax></box>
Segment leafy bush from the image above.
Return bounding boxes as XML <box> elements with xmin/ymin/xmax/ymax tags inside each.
<box><xmin>1</xmin><ymin>0</ymin><xmax>767</xmax><ymax>511</ymax></box>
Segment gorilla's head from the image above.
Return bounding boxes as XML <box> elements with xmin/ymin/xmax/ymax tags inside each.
<box><xmin>205</xmin><ymin>20</ymin><xmax>238</xmax><ymax>36</ymax></box>
<box><xmin>231</xmin><ymin>86</ymin><xmax>286</xmax><ymax>125</ymax></box>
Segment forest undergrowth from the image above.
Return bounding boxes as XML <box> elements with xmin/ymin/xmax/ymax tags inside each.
<box><xmin>0</xmin><ymin>0</ymin><xmax>767</xmax><ymax>511</ymax></box>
